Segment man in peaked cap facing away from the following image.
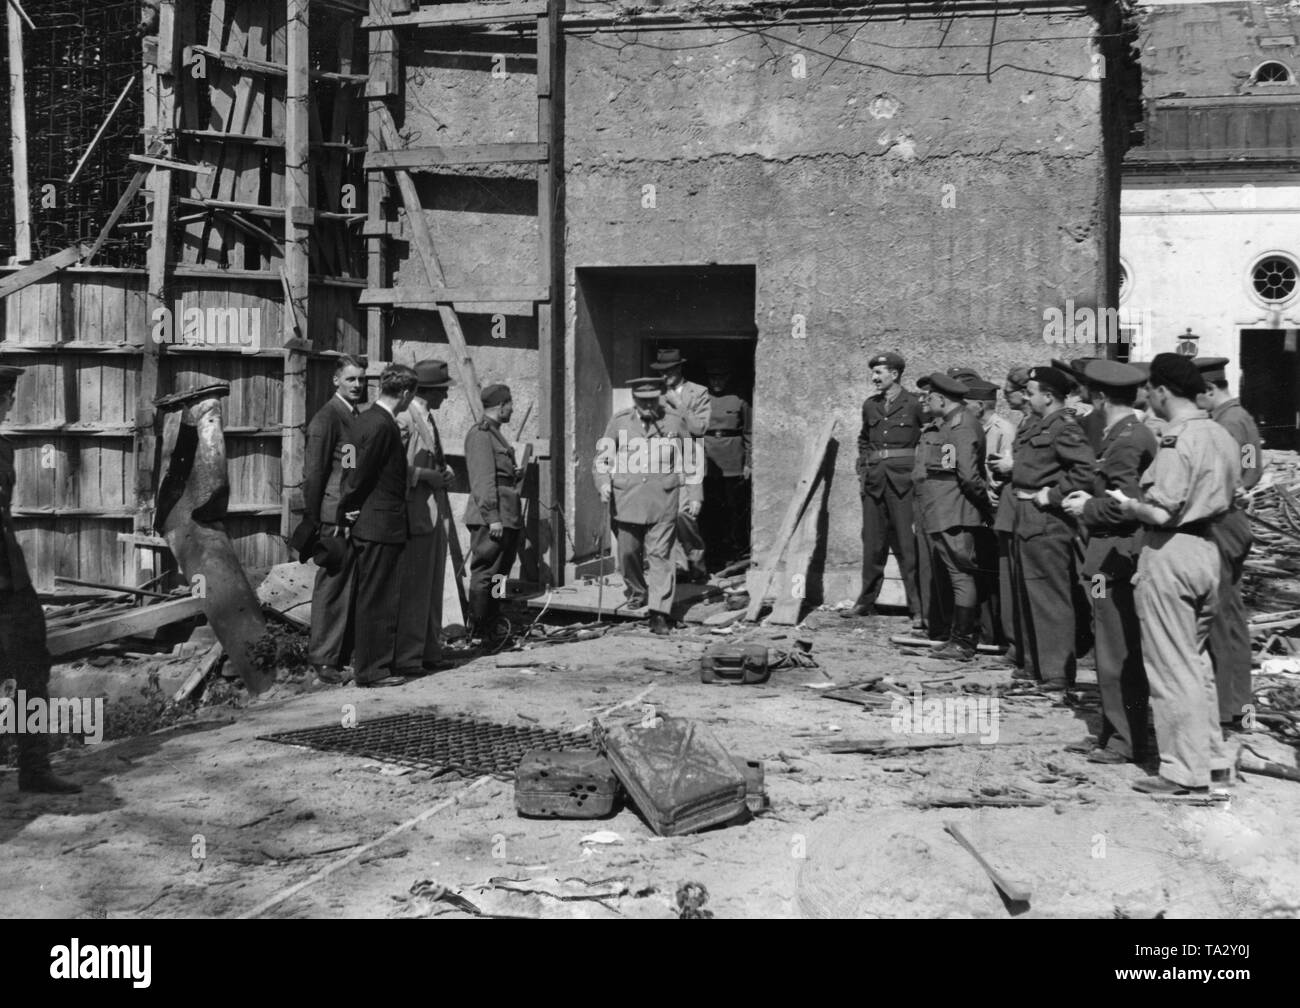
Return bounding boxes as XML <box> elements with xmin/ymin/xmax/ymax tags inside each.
<box><xmin>0</xmin><ymin>364</ymin><xmax>81</xmax><ymax>793</ymax></box>
<box><xmin>1062</xmin><ymin>360</ymin><xmax>1158</xmax><ymax>765</ymax></box>
<box><xmin>593</xmin><ymin>377</ymin><xmax>704</xmax><ymax>635</ymax></box>
<box><xmin>1007</xmin><ymin>365</ymin><xmax>1096</xmax><ymax>690</ymax></box>
<box><xmin>1195</xmin><ymin>357</ymin><xmax>1262</xmax><ymax>731</ymax></box>
<box><xmin>463</xmin><ymin>383</ymin><xmax>524</xmax><ymax>644</ymax></box>
<box><xmin>912</xmin><ymin>373</ymin><xmax>993</xmax><ymax>660</ymax></box>
<box><xmin>851</xmin><ymin>351</ymin><xmax>926</xmax><ymax>626</ymax></box>
<box><xmin>651</xmin><ymin>347</ymin><xmax>711</xmax><ymax>583</ymax></box>
<box><xmin>1108</xmin><ymin>353</ymin><xmax>1240</xmax><ymax>796</ymax></box>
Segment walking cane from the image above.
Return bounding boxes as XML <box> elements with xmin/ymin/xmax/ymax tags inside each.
<box><xmin>595</xmin><ymin>497</ymin><xmax>612</xmax><ymax>622</ymax></box>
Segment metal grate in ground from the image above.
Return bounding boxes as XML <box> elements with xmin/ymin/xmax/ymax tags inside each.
<box><xmin>260</xmin><ymin>712</ymin><xmax>592</xmax><ymax>780</ymax></box>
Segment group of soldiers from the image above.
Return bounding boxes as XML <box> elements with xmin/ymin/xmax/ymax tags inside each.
<box><xmin>851</xmin><ymin>350</ymin><xmax>1260</xmax><ymax>795</ymax></box>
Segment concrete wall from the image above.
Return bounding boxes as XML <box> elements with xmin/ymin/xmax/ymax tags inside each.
<box><xmin>402</xmin><ymin>3</ymin><xmax>1125</xmax><ymax>596</ymax></box>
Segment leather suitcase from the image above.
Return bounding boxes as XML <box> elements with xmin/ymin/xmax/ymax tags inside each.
<box><xmin>514</xmin><ymin>750</ymin><xmax>619</xmax><ymax>819</ymax></box>
<box><xmin>595</xmin><ymin>717</ymin><xmax>747</xmax><ymax>836</ymax></box>
<box><xmin>733</xmin><ymin>757</ymin><xmax>769</xmax><ymax>814</ymax></box>
<box><xmin>699</xmin><ymin>643</ymin><xmax>770</xmax><ymax>685</ymax></box>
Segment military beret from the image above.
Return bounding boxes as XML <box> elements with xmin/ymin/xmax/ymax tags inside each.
<box><xmin>1194</xmin><ymin>357</ymin><xmax>1229</xmax><ymax>384</ymax></box>
<box><xmin>1149</xmin><ymin>353</ymin><xmax>1207</xmax><ymax>397</ymax></box>
<box><xmin>1005</xmin><ymin>366</ymin><xmax>1031</xmax><ymax>390</ymax></box>
<box><xmin>947</xmin><ymin>366</ymin><xmax>982</xmax><ymax>384</ymax></box>
<box><xmin>1077</xmin><ymin>358</ymin><xmax>1147</xmax><ymax>390</ymax></box>
<box><xmin>869</xmin><ymin>352</ymin><xmax>905</xmax><ymax>373</ymax></box>
<box><xmin>1028</xmin><ymin>366</ymin><xmax>1072</xmax><ymax>399</ymax></box>
<box><xmin>965</xmin><ymin>378</ymin><xmax>998</xmax><ymax>402</ymax></box>
<box><xmin>919</xmin><ymin>372</ymin><xmax>968</xmax><ymax>399</ymax></box>
<box><xmin>481</xmin><ymin>383</ymin><xmax>512</xmax><ymax>407</ymax></box>
<box><xmin>627</xmin><ymin>376</ymin><xmax>666</xmax><ymax>399</ymax></box>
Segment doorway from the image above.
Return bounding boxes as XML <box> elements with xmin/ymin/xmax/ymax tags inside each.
<box><xmin>1240</xmin><ymin>328</ymin><xmax>1300</xmax><ymax>450</ymax></box>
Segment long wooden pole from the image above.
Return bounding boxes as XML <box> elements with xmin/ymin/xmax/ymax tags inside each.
<box><xmin>7</xmin><ymin>0</ymin><xmax>31</xmax><ymax>261</ymax></box>
<box><xmin>282</xmin><ymin>0</ymin><xmax>310</xmax><ymax>535</ymax></box>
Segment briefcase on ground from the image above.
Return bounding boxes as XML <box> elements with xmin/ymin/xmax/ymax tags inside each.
<box><xmin>733</xmin><ymin>757</ymin><xmax>769</xmax><ymax>814</ymax></box>
<box><xmin>594</xmin><ymin>717</ymin><xmax>748</xmax><ymax>836</ymax></box>
<box><xmin>699</xmin><ymin>643</ymin><xmax>770</xmax><ymax>685</ymax></box>
<box><xmin>514</xmin><ymin>750</ymin><xmax>619</xmax><ymax>819</ymax></box>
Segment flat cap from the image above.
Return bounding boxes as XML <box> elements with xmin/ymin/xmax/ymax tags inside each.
<box><xmin>480</xmin><ymin>383</ymin><xmax>512</xmax><ymax>407</ymax></box>
<box><xmin>965</xmin><ymin>378</ymin><xmax>998</xmax><ymax>402</ymax></box>
<box><xmin>1028</xmin><ymin>366</ymin><xmax>1072</xmax><ymax>399</ymax></box>
<box><xmin>1005</xmin><ymin>366</ymin><xmax>1031</xmax><ymax>390</ymax></box>
<box><xmin>918</xmin><ymin>372</ymin><xmax>968</xmax><ymax>399</ymax></box>
<box><xmin>1149</xmin><ymin>353</ymin><xmax>1207</xmax><ymax>397</ymax></box>
<box><xmin>1077</xmin><ymin>358</ymin><xmax>1147</xmax><ymax>390</ymax></box>
<box><xmin>1194</xmin><ymin>356</ymin><xmax>1230</xmax><ymax>384</ymax></box>
<box><xmin>627</xmin><ymin>376</ymin><xmax>666</xmax><ymax>399</ymax></box>
<box><xmin>947</xmin><ymin>366</ymin><xmax>983</xmax><ymax>384</ymax></box>
<box><xmin>869</xmin><ymin>352</ymin><xmax>905</xmax><ymax>373</ymax></box>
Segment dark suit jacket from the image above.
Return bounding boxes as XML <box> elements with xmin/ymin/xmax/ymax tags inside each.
<box><xmin>338</xmin><ymin>404</ymin><xmax>408</xmax><ymax>544</ymax></box>
<box><xmin>0</xmin><ymin>435</ymin><xmax>32</xmax><ymax>592</ymax></box>
<box><xmin>463</xmin><ymin>420</ymin><xmax>522</xmax><ymax>529</ymax></box>
<box><xmin>303</xmin><ymin>395</ymin><xmax>358</xmax><ymax>526</ymax></box>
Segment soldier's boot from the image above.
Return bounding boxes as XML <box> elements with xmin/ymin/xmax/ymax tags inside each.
<box><xmin>932</xmin><ymin>607</ymin><xmax>978</xmax><ymax>662</ymax></box>
<box><xmin>467</xmin><ymin>589</ymin><xmax>491</xmax><ymax>638</ymax></box>
<box><xmin>17</xmin><ymin>734</ymin><xmax>81</xmax><ymax>795</ymax></box>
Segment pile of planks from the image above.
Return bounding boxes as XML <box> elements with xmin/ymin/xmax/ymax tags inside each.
<box><xmin>42</xmin><ymin>577</ymin><xmax>205</xmax><ymax>658</ymax></box>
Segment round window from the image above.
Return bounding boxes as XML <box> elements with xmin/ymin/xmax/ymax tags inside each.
<box><xmin>1252</xmin><ymin>255</ymin><xmax>1299</xmax><ymax>303</ymax></box>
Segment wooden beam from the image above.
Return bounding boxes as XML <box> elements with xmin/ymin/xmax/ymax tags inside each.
<box><xmin>358</xmin><ymin>285</ymin><xmax>549</xmax><ymax>306</ymax></box>
<box><xmin>129</xmin><ymin>153</ymin><xmax>214</xmax><ymax>176</ymax></box>
<box><xmin>0</xmin><ymin>245</ymin><xmax>84</xmax><ymax>301</ymax></box>
<box><xmin>282</xmin><ymin>0</ymin><xmax>311</xmax><ymax>536</ymax></box>
<box><xmin>365</xmin><ymin>142</ymin><xmax>547</xmax><ymax>170</ymax></box>
<box><xmin>84</xmin><ymin>166</ymin><xmax>152</xmax><ymax>265</ymax></box>
<box><xmin>189</xmin><ymin>43</ymin><xmax>368</xmax><ymax>84</ymax></box>
<box><xmin>365</xmin><ymin>0</ymin><xmax>400</xmax><ymax>363</ymax></box>
<box><xmin>374</xmin><ymin>105</ymin><xmax>483</xmax><ymax>420</ymax></box>
<box><xmin>69</xmin><ymin>74</ymin><xmax>138</xmax><ymax>186</ymax></box>
<box><xmin>362</xmin><ymin>2</ymin><xmax>548</xmax><ymax>29</ymax></box>
<box><xmin>7</xmin><ymin>0</ymin><xmax>31</xmax><ymax>260</ymax></box>
<box><xmin>46</xmin><ymin>596</ymin><xmax>207</xmax><ymax>657</ymax></box>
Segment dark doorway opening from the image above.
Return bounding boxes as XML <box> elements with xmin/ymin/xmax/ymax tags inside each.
<box><xmin>1240</xmin><ymin>328</ymin><xmax>1300</xmax><ymax>450</ymax></box>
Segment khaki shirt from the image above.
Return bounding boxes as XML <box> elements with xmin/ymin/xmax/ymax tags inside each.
<box><xmin>1140</xmin><ymin>414</ymin><xmax>1240</xmax><ymax>525</ymax></box>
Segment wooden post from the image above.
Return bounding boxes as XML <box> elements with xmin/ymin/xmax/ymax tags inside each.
<box><xmin>282</xmin><ymin>0</ymin><xmax>310</xmax><ymax>534</ymax></box>
<box><xmin>7</xmin><ymin>0</ymin><xmax>31</xmax><ymax>261</ymax></box>
<box><xmin>365</xmin><ymin>0</ymin><xmax>402</xmax><ymax>363</ymax></box>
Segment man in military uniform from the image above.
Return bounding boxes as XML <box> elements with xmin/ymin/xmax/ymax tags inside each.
<box><xmin>912</xmin><ymin>374</ymin><xmax>993</xmax><ymax>660</ymax></box>
<box><xmin>651</xmin><ymin>348</ymin><xmax>711</xmax><ymax>582</ymax></box>
<box><xmin>852</xmin><ymin>352</ymin><xmax>925</xmax><ymax>624</ymax></box>
<box><xmin>967</xmin><ymin>378</ymin><xmax>1016</xmax><ymax>650</ymax></box>
<box><xmin>1008</xmin><ymin>366</ymin><xmax>1096</xmax><ymax>690</ymax></box>
<box><xmin>700</xmin><ymin>360</ymin><xmax>752</xmax><ymax>565</ymax></box>
<box><xmin>1110</xmin><ymin>354</ymin><xmax>1240</xmax><ymax>796</ymax></box>
<box><xmin>1195</xmin><ymin>357</ymin><xmax>1262</xmax><ymax>730</ymax></box>
<box><xmin>990</xmin><ymin>366</ymin><xmax>1030</xmax><ymax>663</ymax></box>
<box><xmin>394</xmin><ymin>360</ymin><xmax>456</xmax><ymax>675</ymax></box>
<box><xmin>1062</xmin><ymin>360</ymin><xmax>1157</xmax><ymax>765</ymax></box>
<box><xmin>593</xmin><ymin>377</ymin><xmax>704</xmax><ymax>635</ymax></box>
<box><xmin>463</xmin><ymin>384</ymin><xmax>523</xmax><ymax>642</ymax></box>
<box><xmin>0</xmin><ymin>365</ymin><xmax>80</xmax><ymax>793</ymax></box>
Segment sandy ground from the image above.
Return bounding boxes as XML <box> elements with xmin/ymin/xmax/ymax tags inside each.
<box><xmin>4</xmin><ymin>609</ymin><xmax>1300</xmax><ymax>920</ymax></box>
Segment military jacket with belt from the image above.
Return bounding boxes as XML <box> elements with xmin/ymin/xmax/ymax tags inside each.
<box><xmin>464</xmin><ymin>419</ymin><xmax>523</xmax><ymax>529</ymax></box>
<box><xmin>857</xmin><ymin>388</ymin><xmax>925</xmax><ymax>498</ymax></box>
<box><xmin>1007</xmin><ymin>408</ymin><xmax>1096</xmax><ymax>537</ymax></box>
<box><xmin>1077</xmin><ymin>412</ymin><xmax>1158</xmax><ymax>578</ymax></box>
<box><xmin>912</xmin><ymin>405</ymin><xmax>991</xmax><ymax>534</ymax></box>
<box><xmin>702</xmin><ymin>393</ymin><xmax>752</xmax><ymax>478</ymax></box>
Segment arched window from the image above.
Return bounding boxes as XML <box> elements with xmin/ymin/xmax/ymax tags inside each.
<box><xmin>1251</xmin><ymin>61</ymin><xmax>1293</xmax><ymax>85</ymax></box>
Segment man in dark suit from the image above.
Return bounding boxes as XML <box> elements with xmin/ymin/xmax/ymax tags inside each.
<box><xmin>338</xmin><ymin>364</ymin><xmax>418</xmax><ymax>687</ymax></box>
<box><xmin>0</xmin><ymin>365</ymin><xmax>81</xmax><ymax>794</ymax></box>
<box><xmin>302</xmin><ymin>354</ymin><xmax>367</xmax><ymax>683</ymax></box>
<box><xmin>463</xmin><ymin>384</ymin><xmax>523</xmax><ymax>642</ymax></box>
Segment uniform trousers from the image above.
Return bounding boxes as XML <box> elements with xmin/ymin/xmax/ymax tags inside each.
<box><xmin>701</xmin><ymin>464</ymin><xmax>749</xmax><ymax>559</ymax></box>
<box><xmin>0</xmin><ymin>586</ymin><xmax>53</xmax><ymax>773</ymax></box>
<box><xmin>997</xmin><ymin>530</ymin><xmax>1023</xmax><ymax>663</ymax></box>
<box><xmin>1209</xmin><ymin>510</ymin><xmax>1254</xmax><ymax>724</ymax></box>
<box><xmin>616</xmin><ymin>517</ymin><xmax>676</xmax><ymax>614</ymax></box>
<box><xmin>394</xmin><ymin>523</ymin><xmax>448</xmax><ymax>672</ymax></box>
<box><xmin>468</xmin><ymin>525</ymin><xmax>521</xmax><ymax>623</ymax></box>
<box><xmin>350</xmin><ymin>537</ymin><xmax>405</xmax><ymax>684</ymax></box>
<box><xmin>307</xmin><ymin>522</ymin><xmax>356</xmax><ymax>669</ymax></box>
<box><xmin>925</xmin><ymin>527</ymin><xmax>982</xmax><ymax>636</ymax></box>
<box><xmin>1135</xmin><ymin>531</ymin><xmax>1230</xmax><ymax>788</ymax></box>
<box><xmin>857</xmin><ymin>483</ymin><xmax>920</xmax><ymax>614</ymax></box>
<box><xmin>1089</xmin><ymin>548</ymin><xmax>1149</xmax><ymax>759</ymax></box>
<box><xmin>1011</xmin><ymin>500</ymin><xmax>1078</xmax><ymax>684</ymax></box>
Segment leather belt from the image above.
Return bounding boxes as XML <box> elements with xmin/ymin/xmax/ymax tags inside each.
<box><xmin>866</xmin><ymin>449</ymin><xmax>915</xmax><ymax>462</ymax></box>
<box><xmin>1013</xmin><ymin>490</ymin><xmax>1041</xmax><ymax>500</ymax></box>
<box><xmin>1156</xmin><ymin>517</ymin><xmax>1218</xmax><ymax>538</ymax></box>
<box><xmin>704</xmin><ymin>429</ymin><xmax>743</xmax><ymax>437</ymax></box>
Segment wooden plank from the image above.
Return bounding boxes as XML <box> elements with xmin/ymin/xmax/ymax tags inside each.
<box><xmin>768</xmin><ymin>477</ymin><xmax>825</xmax><ymax>625</ymax></box>
<box><xmin>745</xmin><ymin>416</ymin><xmax>836</xmax><ymax>622</ymax></box>
<box><xmin>362</xmin><ymin>2</ymin><xmax>548</xmax><ymax>29</ymax></box>
<box><xmin>943</xmin><ymin>822</ymin><xmax>1032</xmax><ymax>904</ymax></box>
<box><xmin>84</xmin><ymin>166</ymin><xmax>152</xmax><ymax>266</ymax></box>
<box><xmin>365</xmin><ymin>143</ymin><xmax>547</xmax><ymax>170</ymax></box>
<box><xmin>174</xmin><ymin>642</ymin><xmax>224</xmax><ymax>702</ymax></box>
<box><xmin>0</xmin><ymin>247</ymin><xmax>86</xmax><ymax>301</ymax></box>
<box><xmin>359</xmin><ymin>285</ymin><xmax>549</xmax><ymax>306</ymax></box>
<box><xmin>7</xmin><ymin>0</ymin><xmax>31</xmax><ymax>260</ymax></box>
<box><xmin>282</xmin><ymin>0</ymin><xmax>310</xmax><ymax>536</ymax></box>
<box><xmin>365</xmin><ymin>0</ymin><xmax>398</xmax><ymax>363</ymax></box>
<box><xmin>129</xmin><ymin>154</ymin><xmax>214</xmax><ymax>176</ymax></box>
<box><xmin>536</xmin><ymin>1</ymin><xmax>562</xmax><ymax>586</ymax></box>
<box><xmin>230</xmin><ymin>3</ymin><xmax>269</xmax><ymax>270</ymax></box>
<box><xmin>46</xmin><ymin>596</ymin><xmax>207</xmax><ymax>657</ymax></box>
<box><xmin>328</xmin><ymin>18</ymin><xmax>358</xmax><ymax>278</ymax></box>
<box><xmin>189</xmin><ymin>44</ymin><xmax>367</xmax><ymax>83</ymax></box>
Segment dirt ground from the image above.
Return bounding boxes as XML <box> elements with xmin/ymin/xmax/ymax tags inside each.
<box><xmin>4</xmin><ymin>607</ymin><xmax>1300</xmax><ymax>920</ymax></box>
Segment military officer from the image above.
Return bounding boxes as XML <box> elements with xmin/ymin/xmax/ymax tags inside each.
<box><xmin>0</xmin><ymin>364</ymin><xmax>81</xmax><ymax>794</ymax></box>
<box><xmin>966</xmin><ymin>378</ymin><xmax>1016</xmax><ymax>650</ymax></box>
<box><xmin>1130</xmin><ymin>362</ymin><xmax>1167</xmax><ymax>438</ymax></box>
<box><xmin>1008</xmin><ymin>366</ymin><xmax>1096</xmax><ymax>690</ymax></box>
<box><xmin>852</xmin><ymin>351</ymin><xmax>925</xmax><ymax>625</ymax></box>
<box><xmin>463</xmin><ymin>384</ymin><xmax>523</xmax><ymax>642</ymax></box>
<box><xmin>912</xmin><ymin>374</ymin><xmax>993</xmax><ymax>660</ymax></box>
<box><xmin>651</xmin><ymin>348</ymin><xmax>711</xmax><ymax>582</ymax></box>
<box><xmin>593</xmin><ymin>377</ymin><xmax>704</xmax><ymax>635</ymax></box>
<box><xmin>1110</xmin><ymin>354</ymin><xmax>1239</xmax><ymax>796</ymax></box>
<box><xmin>700</xmin><ymin>360</ymin><xmax>752</xmax><ymax>564</ymax></box>
<box><xmin>1062</xmin><ymin>360</ymin><xmax>1157</xmax><ymax>765</ymax></box>
<box><xmin>990</xmin><ymin>366</ymin><xmax>1030</xmax><ymax>664</ymax></box>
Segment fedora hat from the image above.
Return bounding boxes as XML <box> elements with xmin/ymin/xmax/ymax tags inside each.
<box><xmin>288</xmin><ymin>516</ymin><xmax>320</xmax><ymax>563</ymax></box>
<box><xmin>413</xmin><ymin>359</ymin><xmax>454</xmax><ymax>388</ymax></box>
<box><xmin>649</xmin><ymin>348</ymin><xmax>687</xmax><ymax>370</ymax></box>
<box><xmin>312</xmin><ymin>532</ymin><xmax>349</xmax><ymax>575</ymax></box>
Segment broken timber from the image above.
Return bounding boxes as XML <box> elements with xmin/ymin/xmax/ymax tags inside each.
<box><xmin>943</xmin><ymin>821</ymin><xmax>1032</xmax><ymax>904</ymax></box>
<box><xmin>46</xmin><ymin>596</ymin><xmax>207</xmax><ymax>657</ymax></box>
<box><xmin>0</xmin><ymin>246</ymin><xmax>86</xmax><ymax>301</ymax></box>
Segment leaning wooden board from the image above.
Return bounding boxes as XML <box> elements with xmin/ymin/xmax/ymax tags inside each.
<box><xmin>47</xmin><ymin>596</ymin><xmax>206</xmax><ymax>657</ymax></box>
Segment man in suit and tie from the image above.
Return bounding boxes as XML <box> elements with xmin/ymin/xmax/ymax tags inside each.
<box><xmin>395</xmin><ymin>360</ymin><xmax>457</xmax><ymax>676</ymax></box>
<box><xmin>653</xmin><ymin>347</ymin><xmax>711</xmax><ymax>582</ymax></box>
<box><xmin>338</xmin><ymin>364</ymin><xmax>419</xmax><ymax>687</ymax></box>
<box><xmin>463</xmin><ymin>384</ymin><xmax>523</xmax><ymax>642</ymax></box>
<box><xmin>302</xmin><ymin>354</ymin><xmax>367</xmax><ymax>684</ymax></box>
